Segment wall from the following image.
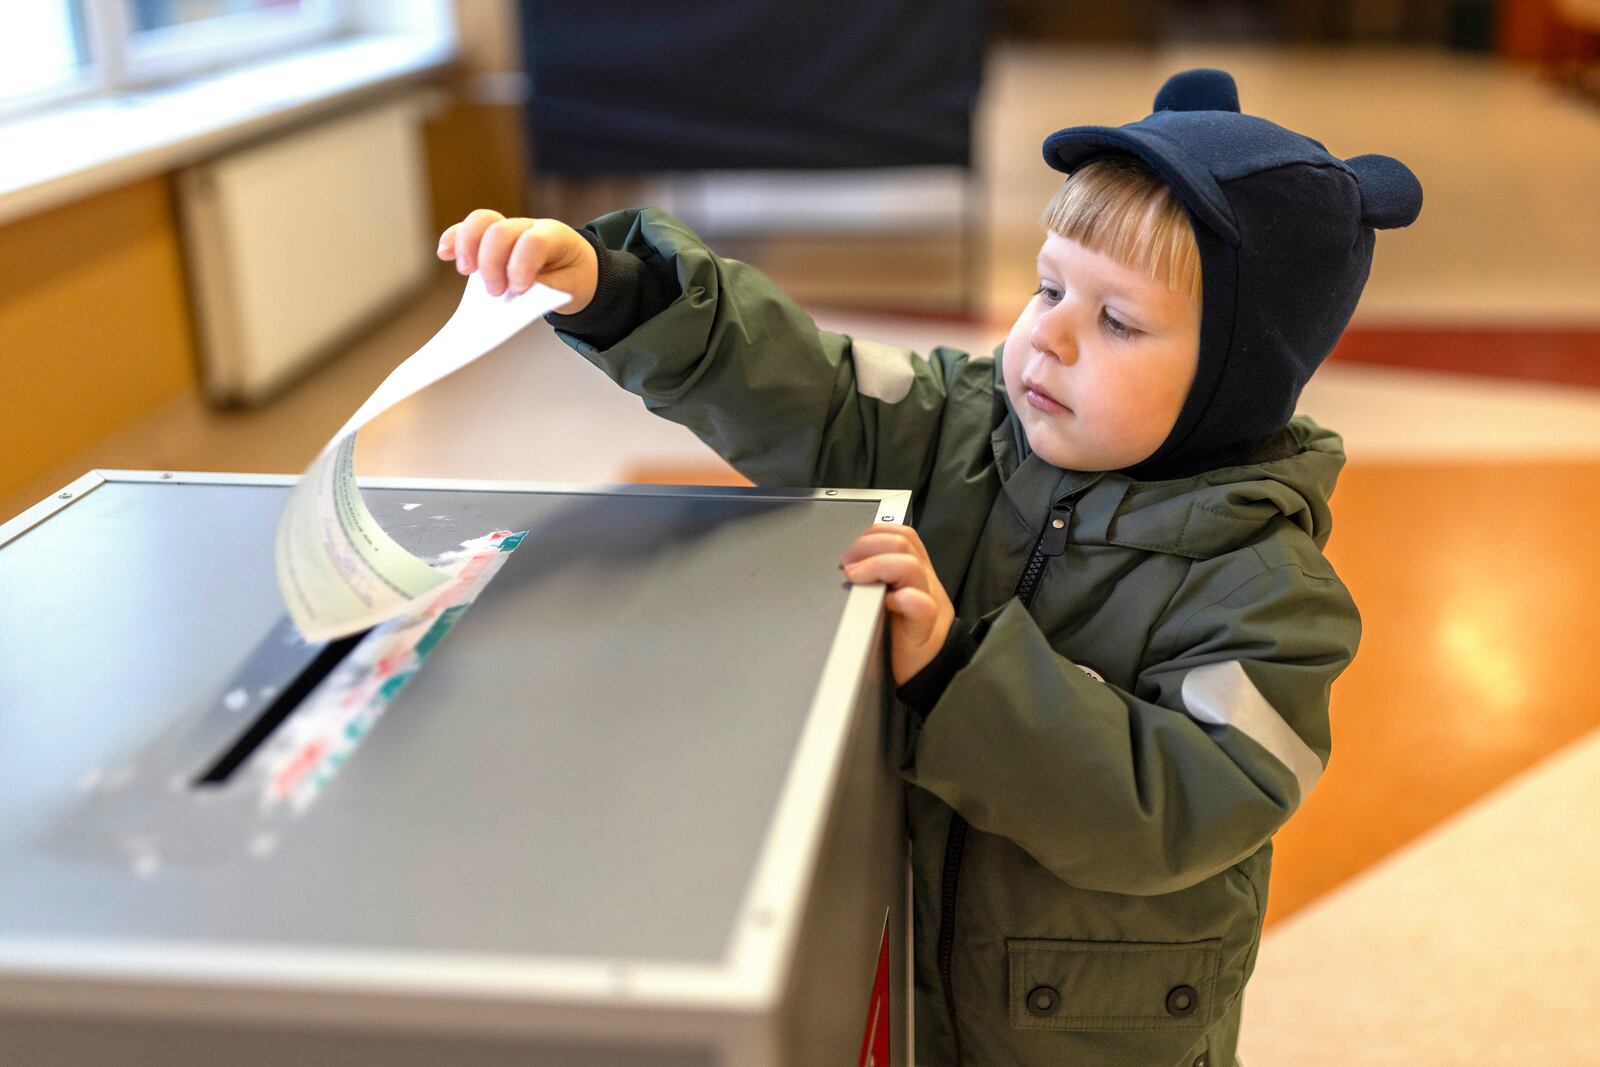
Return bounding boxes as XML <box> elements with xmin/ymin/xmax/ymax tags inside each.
<box><xmin>0</xmin><ymin>0</ymin><xmax>529</xmax><ymax>510</ymax></box>
<box><xmin>424</xmin><ymin>0</ymin><xmax>529</xmax><ymax>228</ymax></box>
<box><xmin>0</xmin><ymin>178</ymin><xmax>197</xmax><ymax>502</ymax></box>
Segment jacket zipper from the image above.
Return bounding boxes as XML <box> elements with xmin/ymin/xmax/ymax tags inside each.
<box><xmin>935</xmin><ymin>493</ymin><xmax>1079</xmax><ymax>1064</ymax></box>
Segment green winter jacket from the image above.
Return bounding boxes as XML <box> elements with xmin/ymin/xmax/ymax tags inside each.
<box><xmin>553</xmin><ymin>209</ymin><xmax>1361</xmax><ymax>1067</ymax></box>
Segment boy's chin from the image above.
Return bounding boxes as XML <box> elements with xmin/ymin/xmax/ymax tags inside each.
<box><xmin>1022</xmin><ymin>423</ymin><xmax>1151</xmax><ymax>473</ymax></box>
<box><xmin>1023</xmin><ymin>427</ymin><xmax>1102</xmax><ymax>471</ymax></box>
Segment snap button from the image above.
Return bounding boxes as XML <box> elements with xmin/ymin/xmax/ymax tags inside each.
<box><xmin>1192</xmin><ymin>1054</ymin><xmax>1210</xmax><ymax>1067</ymax></box>
<box><xmin>1025</xmin><ymin>985</ymin><xmax>1060</xmax><ymax>1017</ymax></box>
<box><xmin>1166</xmin><ymin>984</ymin><xmax>1199</xmax><ymax>1017</ymax></box>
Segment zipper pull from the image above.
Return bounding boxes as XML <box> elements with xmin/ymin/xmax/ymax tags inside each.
<box><xmin>1040</xmin><ymin>499</ymin><xmax>1076</xmax><ymax>556</ymax></box>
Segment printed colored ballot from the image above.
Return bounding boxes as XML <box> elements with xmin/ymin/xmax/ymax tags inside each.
<box><xmin>274</xmin><ymin>275</ymin><xmax>569</xmax><ymax>641</ymax></box>
<box><xmin>267</xmin><ymin>531</ymin><xmax>528</xmax><ymax>814</ymax></box>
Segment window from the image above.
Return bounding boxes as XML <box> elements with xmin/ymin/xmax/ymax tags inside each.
<box><xmin>122</xmin><ymin>0</ymin><xmax>346</xmax><ymax>82</ymax></box>
<box><xmin>130</xmin><ymin>0</ymin><xmax>320</xmax><ymax>32</ymax></box>
<box><xmin>0</xmin><ymin>2</ymin><xmax>91</xmax><ymax>113</ymax></box>
<box><xmin>0</xmin><ymin>0</ymin><xmax>347</xmax><ymax>116</ymax></box>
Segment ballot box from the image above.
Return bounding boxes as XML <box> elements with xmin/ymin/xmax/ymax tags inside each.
<box><xmin>0</xmin><ymin>471</ymin><xmax>912</xmax><ymax>1066</ymax></box>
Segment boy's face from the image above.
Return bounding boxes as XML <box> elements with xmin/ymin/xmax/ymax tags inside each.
<box><xmin>1002</xmin><ymin>232</ymin><xmax>1201</xmax><ymax>472</ymax></box>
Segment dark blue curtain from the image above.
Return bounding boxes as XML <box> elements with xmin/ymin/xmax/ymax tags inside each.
<box><xmin>522</xmin><ymin>2</ymin><xmax>986</xmax><ymax>175</ymax></box>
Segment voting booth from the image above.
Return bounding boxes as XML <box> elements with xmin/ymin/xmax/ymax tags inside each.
<box><xmin>0</xmin><ymin>470</ymin><xmax>912</xmax><ymax>1066</ymax></box>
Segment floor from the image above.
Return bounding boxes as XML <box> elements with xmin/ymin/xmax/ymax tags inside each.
<box><xmin>6</xmin><ymin>44</ymin><xmax>1600</xmax><ymax>1063</ymax></box>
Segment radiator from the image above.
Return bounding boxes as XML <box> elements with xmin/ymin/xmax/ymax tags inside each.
<box><xmin>179</xmin><ymin>97</ymin><xmax>434</xmax><ymax>404</ymax></box>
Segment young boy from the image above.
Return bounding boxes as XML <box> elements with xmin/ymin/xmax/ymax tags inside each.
<box><xmin>437</xmin><ymin>68</ymin><xmax>1421</xmax><ymax>1066</ymax></box>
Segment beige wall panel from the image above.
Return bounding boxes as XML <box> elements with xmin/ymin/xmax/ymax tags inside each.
<box><xmin>453</xmin><ymin>0</ymin><xmax>522</xmax><ymax>73</ymax></box>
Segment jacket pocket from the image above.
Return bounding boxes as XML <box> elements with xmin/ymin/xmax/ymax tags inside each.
<box><xmin>1007</xmin><ymin>937</ymin><xmax>1222</xmax><ymax>1032</ymax></box>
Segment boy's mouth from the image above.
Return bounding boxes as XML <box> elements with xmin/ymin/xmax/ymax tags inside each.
<box><xmin>1023</xmin><ymin>379</ymin><xmax>1072</xmax><ymax>415</ymax></box>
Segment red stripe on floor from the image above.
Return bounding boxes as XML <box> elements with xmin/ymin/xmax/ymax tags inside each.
<box><xmin>1330</xmin><ymin>327</ymin><xmax>1600</xmax><ymax>389</ymax></box>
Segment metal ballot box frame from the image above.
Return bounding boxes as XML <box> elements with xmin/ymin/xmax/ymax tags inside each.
<box><xmin>0</xmin><ymin>471</ymin><xmax>913</xmax><ymax>1066</ymax></box>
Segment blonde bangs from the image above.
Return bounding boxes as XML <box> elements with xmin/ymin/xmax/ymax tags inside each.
<box><xmin>1040</xmin><ymin>158</ymin><xmax>1202</xmax><ymax>302</ymax></box>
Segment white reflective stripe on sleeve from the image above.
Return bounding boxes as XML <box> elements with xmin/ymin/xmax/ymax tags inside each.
<box><xmin>851</xmin><ymin>339</ymin><xmax>916</xmax><ymax>403</ymax></box>
<box><xmin>1180</xmin><ymin>660</ymin><xmax>1324</xmax><ymax>805</ymax></box>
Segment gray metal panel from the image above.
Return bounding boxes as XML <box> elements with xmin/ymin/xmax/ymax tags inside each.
<box><xmin>0</xmin><ymin>1016</ymin><xmax>717</xmax><ymax>1067</ymax></box>
<box><xmin>0</xmin><ymin>479</ymin><xmax>880</xmax><ymax>964</ymax></box>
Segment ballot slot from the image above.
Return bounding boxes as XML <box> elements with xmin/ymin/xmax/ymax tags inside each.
<box><xmin>191</xmin><ymin>626</ymin><xmax>372</xmax><ymax>788</ymax></box>
<box><xmin>181</xmin><ymin>531</ymin><xmax>528</xmax><ymax>801</ymax></box>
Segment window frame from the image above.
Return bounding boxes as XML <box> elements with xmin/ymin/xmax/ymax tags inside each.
<box><xmin>0</xmin><ymin>1</ymin><xmax>105</xmax><ymax>121</ymax></box>
<box><xmin>0</xmin><ymin>0</ymin><xmax>350</xmax><ymax>120</ymax></box>
<box><xmin>114</xmin><ymin>0</ymin><xmax>350</xmax><ymax>87</ymax></box>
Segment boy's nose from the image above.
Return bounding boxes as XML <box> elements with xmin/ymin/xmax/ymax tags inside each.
<box><xmin>1030</xmin><ymin>311</ymin><xmax>1078</xmax><ymax>365</ymax></box>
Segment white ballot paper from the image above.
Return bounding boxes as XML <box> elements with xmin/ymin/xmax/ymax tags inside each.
<box><xmin>274</xmin><ymin>275</ymin><xmax>570</xmax><ymax>642</ymax></box>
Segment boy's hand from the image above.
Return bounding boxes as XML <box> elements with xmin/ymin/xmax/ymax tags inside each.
<box><xmin>841</xmin><ymin>524</ymin><xmax>955</xmax><ymax>686</ymax></box>
<box><xmin>436</xmin><ymin>209</ymin><xmax>598</xmax><ymax>314</ymax></box>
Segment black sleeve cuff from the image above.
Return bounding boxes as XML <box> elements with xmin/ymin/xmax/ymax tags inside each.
<box><xmin>895</xmin><ymin>619</ymin><xmax>980</xmax><ymax>721</ymax></box>
<box><xmin>544</xmin><ymin>225</ymin><xmax>681</xmax><ymax>349</ymax></box>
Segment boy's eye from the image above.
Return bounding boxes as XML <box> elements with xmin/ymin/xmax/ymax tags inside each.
<box><xmin>1102</xmin><ymin>308</ymin><xmax>1137</xmax><ymax>339</ymax></box>
<box><xmin>1033</xmin><ymin>283</ymin><xmax>1061</xmax><ymax>304</ymax></box>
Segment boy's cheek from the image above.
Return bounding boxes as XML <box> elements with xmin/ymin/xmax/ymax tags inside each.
<box><xmin>998</xmin><ymin>327</ymin><xmax>1030</xmax><ymax>400</ymax></box>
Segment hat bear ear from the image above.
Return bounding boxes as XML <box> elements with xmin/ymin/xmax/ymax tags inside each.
<box><xmin>1154</xmin><ymin>69</ymin><xmax>1241</xmax><ymax>113</ymax></box>
<box><xmin>1345</xmin><ymin>153</ymin><xmax>1423</xmax><ymax>229</ymax></box>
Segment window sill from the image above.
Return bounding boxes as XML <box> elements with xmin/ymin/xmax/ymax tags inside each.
<box><xmin>0</xmin><ymin>32</ymin><xmax>457</xmax><ymax>228</ymax></box>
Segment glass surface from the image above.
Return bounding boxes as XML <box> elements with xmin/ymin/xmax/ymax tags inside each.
<box><xmin>0</xmin><ymin>2</ymin><xmax>87</xmax><ymax>102</ymax></box>
<box><xmin>128</xmin><ymin>0</ymin><xmax>305</xmax><ymax>33</ymax></box>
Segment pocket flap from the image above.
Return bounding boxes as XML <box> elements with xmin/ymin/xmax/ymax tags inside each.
<box><xmin>1007</xmin><ymin>937</ymin><xmax>1222</xmax><ymax>1031</ymax></box>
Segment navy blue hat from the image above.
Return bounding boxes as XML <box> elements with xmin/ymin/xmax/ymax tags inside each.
<box><xmin>1042</xmin><ymin>68</ymin><xmax>1423</xmax><ymax>479</ymax></box>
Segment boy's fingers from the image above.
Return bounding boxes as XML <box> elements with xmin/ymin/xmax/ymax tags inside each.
<box><xmin>436</xmin><ymin>224</ymin><xmax>458</xmax><ymax>259</ymax></box>
<box><xmin>505</xmin><ymin>226</ymin><xmax>551</xmax><ymax>295</ymax></box>
<box><xmin>454</xmin><ymin>208</ymin><xmax>505</xmax><ymax>274</ymax></box>
<box><xmin>843</xmin><ymin>553</ymin><xmax>928</xmax><ymax>594</ymax></box>
<box><xmin>478</xmin><ymin>218</ymin><xmax>534</xmax><ymax>296</ymax></box>
<box><xmin>885</xmin><ymin>587</ymin><xmax>939</xmax><ymax>625</ymax></box>
<box><xmin>840</xmin><ymin>533</ymin><xmax>906</xmax><ymax>566</ymax></box>
<box><xmin>841</xmin><ymin>529</ymin><xmax>922</xmax><ymax>568</ymax></box>
<box><xmin>865</xmin><ymin>522</ymin><xmax>931</xmax><ymax>565</ymax></box>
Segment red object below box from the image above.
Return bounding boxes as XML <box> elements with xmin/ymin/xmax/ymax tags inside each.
<box><xmin>858</xmin><ymin>924</ymin><xmax>891</xmax><ymax>1067</ymax></box>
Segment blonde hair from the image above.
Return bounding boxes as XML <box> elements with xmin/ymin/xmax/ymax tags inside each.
<box><xmin>1040</xmin><ymin>158</ymin><xmax>1202</xmax><ymax>302</ymax></box>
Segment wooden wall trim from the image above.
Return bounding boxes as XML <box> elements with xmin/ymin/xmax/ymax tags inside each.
<box><xmin>0</xmin><ymin>178</ymin><xmax>198</xmax><ymax>501</ymax></box>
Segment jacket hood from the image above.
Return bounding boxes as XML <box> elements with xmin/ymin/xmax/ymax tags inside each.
<box><xmin>1086</xmin><ymin>416</ymin><xmax>1346</xmax><ymax>558</ymax></box>
<box><xmin>993</xmin><ymin>387</ymin><xmax>1347</xmax><ymax>560</ymax></box>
